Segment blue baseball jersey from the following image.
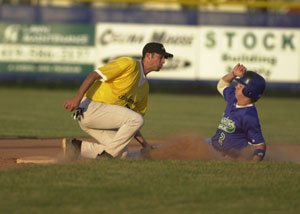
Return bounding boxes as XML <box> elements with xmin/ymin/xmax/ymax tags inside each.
<box><xmin>211</xmin><ymin>86</ymin><xmax>265</xmax><ymax>152</ymax></box>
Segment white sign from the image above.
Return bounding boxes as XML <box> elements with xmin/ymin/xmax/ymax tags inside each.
<box><xmin>198</xmin><ymin>26</ymin><xmax>300</xmax><ymax>82</ymax></box>
<box><xmin>95</xmin><ymin>23</ymin><xmax>200</xmax><ymax>80</ymax></box>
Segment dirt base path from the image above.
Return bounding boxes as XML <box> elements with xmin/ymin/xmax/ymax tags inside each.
<box><xmin>1</xmin><ymin>135</ymin><xmax>299</xmax><ymax>170</ymax></box>
<box><xmin>0</xmin><ymin>138</ymin><xmax>62</xmax><ymax>170</ymax></box>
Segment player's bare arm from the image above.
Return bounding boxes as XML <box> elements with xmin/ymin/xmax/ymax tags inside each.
<box><xmin>222</xmin><ymin>63</ymin><xmax>247</xmax><ymax>83</ymax></box>
<box><xmin>252</xmin><ymin>143</ymin><xmax>266</xmax><ymax>162</ymax></box>
<box><xmin>63</xmin><ymin>71</ymin><xmax>101</xmax><ymax>112</ymax></box>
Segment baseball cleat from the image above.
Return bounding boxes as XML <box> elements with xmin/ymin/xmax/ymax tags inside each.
<box><xmin>96</xmin><ymin>151</ymin><xmax>113</xmax><ymax>160</ymax></box>
<box><xmin>62</xmin><ymin>138</ymin><xmax>82</xmax><ymax>160</ymax></box>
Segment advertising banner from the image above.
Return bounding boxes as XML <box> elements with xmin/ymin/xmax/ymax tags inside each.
<box><xmin>0</xmin><ymin>22</ymin><xmax>299</xmax><ymax>83</ymax></box>
<box><xmin>95</xmin><ymin>23</ymin><xmax>199</xmax><ymax>80</ymax></box>
<box><xmin>0</xmin><ymin>23</ymin><xmax>95</xmax><ymax>75</ymax></box>
<box><xmin>198</xmin><ymin>26</ymin><xmax>300</xmax><ymax>82</ymax></box>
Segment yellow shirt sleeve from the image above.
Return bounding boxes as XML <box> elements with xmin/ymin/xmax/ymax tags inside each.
<box><xmin>96</xmin><ymin>57</ymin><xmax>134</xmax><ymax>82</ymax></box>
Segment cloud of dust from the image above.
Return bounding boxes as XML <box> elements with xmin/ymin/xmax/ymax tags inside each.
<box><xmin>147</xmin><ymin>133</ymin><xmax>227</xmax><ymax>161</ymax></box>
<box><xmin>264</xmin><ymin>144</ymin><xmax>300</xmax><ymax>163</ymax></box>
<box><xmin>148</xmin><ymin>133</ymin><xmax>300</xmax><ymax>163</ymax></box>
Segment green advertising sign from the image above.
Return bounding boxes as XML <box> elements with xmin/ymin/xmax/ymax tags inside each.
<box><xmin>0</xmin><ymin>23</ymin><xmax>95</xmax><ymax>46</ymax></box>
<box><xmin>0</xmin><ymin>62</ymin><xmax>93</xmax><ymax>75</ymax></box>
<box><xmin>0</xmin><ymin>22</ymin><xmax>95</xmax><ymax>76</ymax></box>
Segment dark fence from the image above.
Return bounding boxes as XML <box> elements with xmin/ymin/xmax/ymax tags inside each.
<box><xmin>1</xmin><ymin>4</ymin><xmax>300</xmax><ymax>27</ymax></box>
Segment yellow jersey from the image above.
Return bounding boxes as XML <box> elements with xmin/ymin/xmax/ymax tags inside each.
<box><xmin>85</xmin><ymin>57</ymin><xmax>149</xmax><ymax>115</ymax></box>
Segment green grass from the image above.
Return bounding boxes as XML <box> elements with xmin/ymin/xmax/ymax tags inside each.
<box><xmin>0</xmin><ymin>87</ymin><xmax>299</xmax><ymax>143</ymax></box>
<box><xmin>0</xmin><ymin>86</ymin><xmax>300</xmax><ymax>213</ymax></box>
<box><xmin>0</xmin><ymin>87</ymin><xmax>83</xmax><ymax>137</ymax></box>
<box><xmin>1</xmin><ymin>160</ymin><xmax>300</xmax><ymax>214</ymax></box>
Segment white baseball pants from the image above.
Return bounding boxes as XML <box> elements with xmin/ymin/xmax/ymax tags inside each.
<box><xmin>77</xmin><ymin>98</ymin><xmax>144</xmax><ymax>158</ymax></box>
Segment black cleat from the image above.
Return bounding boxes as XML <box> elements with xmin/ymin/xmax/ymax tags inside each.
<box><xmin>62</xmin><ymin>138</ymin><xmax>82</xmax><ymax>160</ymax></box>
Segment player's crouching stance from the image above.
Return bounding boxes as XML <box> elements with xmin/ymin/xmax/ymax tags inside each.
<box><xmin>63</xmin><ymin>42</ymin><xmax>173</xmax><ymax>160</ymax></box>
<box><xmin>206</xmin><ymin>63</ymin><xmax>266</xmax><ymax>162</ymax></box>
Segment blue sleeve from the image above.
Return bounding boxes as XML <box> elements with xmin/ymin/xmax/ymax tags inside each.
<box><xmin>223</xmin><ymin>87</ymin><xmax>236</xmax><ymax>104</ymax></box>
<box><xmin>243</xmin><ymin>112</ymin><xmax>265</xmax><ymax>145</ymax></box>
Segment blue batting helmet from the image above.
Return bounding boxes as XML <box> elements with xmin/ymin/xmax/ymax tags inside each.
<box><xmin>235</xmin><ymin>71</ymin><xmax>266</xmax><ymax>100</ymax></box>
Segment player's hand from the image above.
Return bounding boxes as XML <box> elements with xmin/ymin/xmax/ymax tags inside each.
<box><xmin>232</xmin><ymin>63</ymin><xmax>247</xmax><ymax>77</ymax></box>
<box><xmin>63</xmin><ymin>96</ymin><xmax>81</xmax><ymax>112</ymax></box>
<box><xmin>140</xmin><ymin>142</ymin><xmax>153</xmax><ymax>159</ymax></box>
<box><xmin>141</xmin><ymin>141</ymin><xmax>153</xmax><ymax>150</ymax></box>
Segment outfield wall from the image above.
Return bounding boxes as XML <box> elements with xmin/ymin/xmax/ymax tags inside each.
<box><xmin>0</xmin><ymin>4</ymin><xmax>300</xmax><ymax>85</ymax></box>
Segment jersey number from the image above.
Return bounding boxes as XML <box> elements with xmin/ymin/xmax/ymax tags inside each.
<box><xmin>218</xmin><ymin>132</ymin><xmax>225</xmax><ymax>146</ymax></box>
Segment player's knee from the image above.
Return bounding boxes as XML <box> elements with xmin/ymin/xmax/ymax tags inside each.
<box><xmin>131</xmin><ymin>113</ymin><xmax>144</xmax><ymax>129</ymax></box>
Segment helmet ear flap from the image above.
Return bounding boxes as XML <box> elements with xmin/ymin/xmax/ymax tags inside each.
<box><xmin>242</xmin><ymin>87</ymin><xmax>252</xmax><ymax>97</ymax></box>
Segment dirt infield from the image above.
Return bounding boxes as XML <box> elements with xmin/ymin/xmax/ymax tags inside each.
<box><xmin>1</xmin><ymin>134</ymin><xmax>300</xmax><ymax>170</ymax></box>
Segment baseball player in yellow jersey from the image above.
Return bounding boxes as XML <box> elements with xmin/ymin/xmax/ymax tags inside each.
<box><xmin>63</xmin><ymin>42</ymin><xmax>173</xmax><ymax>159</ymax></box>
